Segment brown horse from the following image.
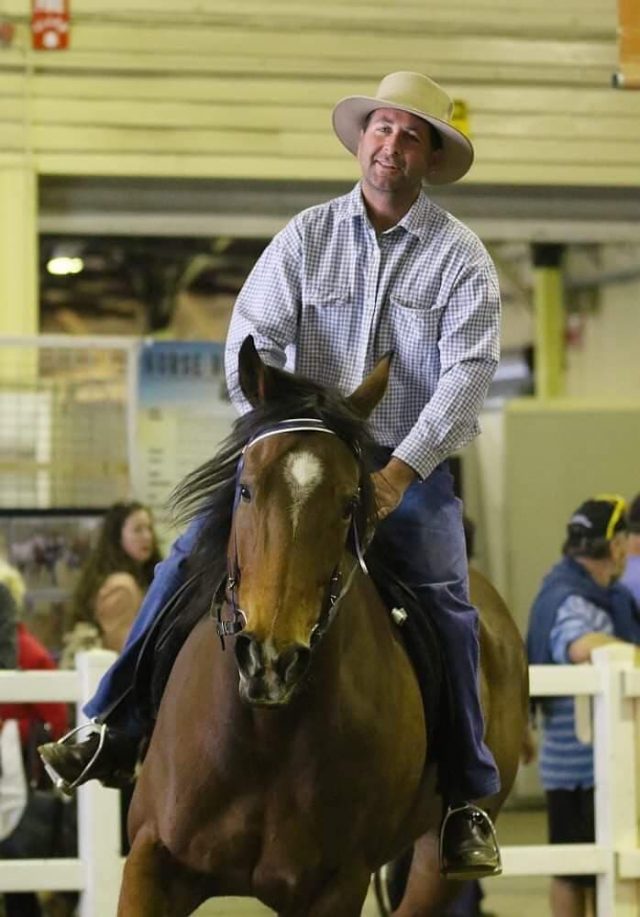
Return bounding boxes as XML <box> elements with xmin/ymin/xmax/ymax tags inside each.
<box><xmin>119</xmin><ymin>338</ymin><xmax>528</xmax><ymax>916</ymax></box>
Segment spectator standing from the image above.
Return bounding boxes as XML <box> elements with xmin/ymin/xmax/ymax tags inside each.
<box><xmin>620</xmin><ymin>493</ymin><xmax>640</xmax><ymax>606</ymax></box>
<box><xmin>526</xmin><ymin>495</ymin><xmax>639</xmax><ymax>917</ymax></box>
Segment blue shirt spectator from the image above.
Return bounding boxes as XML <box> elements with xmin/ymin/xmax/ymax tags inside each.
<box><xmin>540</xmin><ymin>595</ymin><xmax>614</xmax><ymax>790</ymax></box>
<box><xmin>526</xmin><ymin>494</ymin><xmax>635</xmax><ymax>915</ymax></box>
<box><xmin>620</xmin><ymin>493</ymin><xmax>640</xmax><ymax>607</ymax></box>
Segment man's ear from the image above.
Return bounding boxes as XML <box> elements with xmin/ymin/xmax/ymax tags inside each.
<box><xmin>426</xmin><ymin>148</ymin><xmax>444</xmax><ymax>180</ymax></box>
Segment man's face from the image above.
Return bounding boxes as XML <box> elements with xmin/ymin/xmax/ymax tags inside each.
<box><xmin>356</xmin><ymin>108</ymin><xmax>441</xmax><ymax>197</ymax></box>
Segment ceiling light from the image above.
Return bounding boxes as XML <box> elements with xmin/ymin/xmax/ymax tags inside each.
<box><xmin>47</xmin><ymin>256</ymin><xmax>84</xmax><ymax>276</ymax></box>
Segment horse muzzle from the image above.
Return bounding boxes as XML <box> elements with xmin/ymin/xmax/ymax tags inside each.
<box><xmin>235</xmin><ymin>634</ymin><xmax>311</xmax><ymax>706</ymax></box>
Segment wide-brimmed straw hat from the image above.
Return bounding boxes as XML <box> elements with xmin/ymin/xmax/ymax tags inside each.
<box><xmin>332</xmin><ymin>71</ymin><xmax>474</xmax><ymax>185</ymax></box>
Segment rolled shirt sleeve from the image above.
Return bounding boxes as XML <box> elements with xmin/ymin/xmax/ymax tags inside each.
<box><xmin>393</xmin><ymin>261</ymin><xmax>500</xmax><ymax>479</ymax></box>
<box><xmin>549</xmin><ymin>594</ymin><xmax>615</xmax><ymax>664</ymax></box>
<box><xmin>225</xmin><ymin>224</ymin><xmax>302</xmax><ymax>415</ymax></box>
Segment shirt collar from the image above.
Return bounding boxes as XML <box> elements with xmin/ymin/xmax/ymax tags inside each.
<box><xmin>337</xmin><ymin>182</ymin><xmax>433</xmax><ymax>241</ymax></box>
<box><xmin>396</xmin><ymin>190</ymin><xmax>433</xmax><ymax>241</ymax></box>
<box><xmin>336</xmin><ymin>183</ymin><xmax>368</xmax><ymax>224</ymax></box>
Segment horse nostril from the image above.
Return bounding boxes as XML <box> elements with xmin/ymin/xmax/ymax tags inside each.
<box><xmin>277</xmin><ymin>644</ymin><xmax>311</xmax><ymax>686</ymax></box>
<box><xmin>235</xmin><ymin>634</ymin><xmax>264</xmax><ymax>679</ymax></box>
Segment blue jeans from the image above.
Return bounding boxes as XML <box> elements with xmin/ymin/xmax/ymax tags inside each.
<box><xmin>86</xmin><ymin>466</ymin><xmax>499</xmax><ymax>799</ymax></box>
<box><xmin>371</xmin><ymin>465</ymin><xmax>500</xmax><ymax>799</ymax></box>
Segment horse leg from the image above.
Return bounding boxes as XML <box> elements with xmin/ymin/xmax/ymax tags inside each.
<box><xmin>118</xmin><ymin>828</ymin><xmax>169</xmax><ymax>917</ymax></box>
<box><xmin>118</xmin><ymin>827</ymin><xmax>210</xmax><ymax>917</ymax></box>
<box><xmin>393</xmin><ymin>831</ymin><xmax>465</xmax><ymax>917</ymax></box>
<box><xmin>289</xmin><ymin>864</ymin><xmax>371</xmax><ymax>917</ymax></box>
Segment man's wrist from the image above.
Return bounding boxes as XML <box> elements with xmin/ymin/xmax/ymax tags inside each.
<box><xmin>385</xmin><ymin>457</ymin><xmax>418</xmax><ymax>491</ymax></box>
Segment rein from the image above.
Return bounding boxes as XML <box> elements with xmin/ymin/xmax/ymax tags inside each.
<box><xmin>210</xmin><ymin>417</ymin><xmax>369</xmax><ymax>650</ymax></box>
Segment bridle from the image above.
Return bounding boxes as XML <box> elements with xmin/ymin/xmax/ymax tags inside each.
<box><xmin>210</xmin><ymin>418</ymin><xmax>369</xmax><ymax>650</ymax></box>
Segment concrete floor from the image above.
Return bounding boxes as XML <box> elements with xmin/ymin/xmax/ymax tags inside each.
<box><xmin>193</xmin><ymin>808</ymin><xmax>550</xmax><ymax>916</ymax></box>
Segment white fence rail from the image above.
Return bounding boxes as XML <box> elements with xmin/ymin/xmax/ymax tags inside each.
<box><xmin>1</xmin><ymin>646</ymin><xmax>639</xmax><ymax>915</ymax></box>
<box><xmin>0</xmin><ymin>650</ymin><xmax>122</xmax><ymax>916</ymax></box>
<box><xmin>514</xmin><ymin>644</ymin><xmax>640</xmax><ymax>916</ymax></box>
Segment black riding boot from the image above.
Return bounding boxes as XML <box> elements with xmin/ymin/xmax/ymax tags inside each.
<box><xmin>38</xmin><ymin>723</ymin><xmax>140</xmax><ymax>796</ymax></box>
<box><xmin>439</xmin><ymin>803</ymin><xmax>502</xmax><ymax>880</ymax></box>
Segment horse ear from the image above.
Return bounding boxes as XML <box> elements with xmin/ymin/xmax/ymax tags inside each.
<box><xmin>238</xmin><ymin>335</ymin><xmax>293</xmax><ymax>407</ymax></box>
<box><xmin>346</xmin><ymin>352</ymin><xmax>392</xmax><ymax>418</ymax></box>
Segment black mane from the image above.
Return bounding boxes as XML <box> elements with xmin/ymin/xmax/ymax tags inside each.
<box><xmin>170</xmin><ymin>372</ymin><xmax>383</xmax><ymax>599</ymax></box>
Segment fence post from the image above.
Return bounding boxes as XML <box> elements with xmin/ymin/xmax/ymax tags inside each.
<box><xmin>592</xmin><ymin>643</ymin><xmax>639</xmax><ymax>915</ymax></box>
<box><xmin>75</xmin><ymin>650</ymin><xmax>122</xmax><ymax>917</ymax></box>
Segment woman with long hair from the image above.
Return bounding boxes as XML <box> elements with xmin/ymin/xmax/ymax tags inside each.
<box><xmin>66</xmin><ymin>501</ymin><xmax>162</xmax><ymax>659</ymax></box>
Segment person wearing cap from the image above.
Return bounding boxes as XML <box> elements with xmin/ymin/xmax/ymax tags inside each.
<box><xmin>620</xmin><ymin>494</ymin><xmax>640</xmax><ymax>606</ymax></box>
<box><xmin>527</xmin><ymin>495</ymin><xmax>640</xmax><ymax>917</ymax></box>
<box><xmin>39</xmin><ymin>71</ymin><xmax>502</xmax><ymax>878</ymax></box>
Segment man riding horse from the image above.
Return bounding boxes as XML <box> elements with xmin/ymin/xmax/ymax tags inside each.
<box><xmin>40</xmin><ymin>70</ymin><xmax>503</xmax><ymax>878</ymax></box>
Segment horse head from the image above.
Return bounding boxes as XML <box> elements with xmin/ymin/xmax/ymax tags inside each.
<box><xmin>229</xmin><ymin>336</ymin><xmax>391</xmax><ymax>706</ymax></box>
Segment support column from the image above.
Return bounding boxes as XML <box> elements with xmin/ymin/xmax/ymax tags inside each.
<box><xmin>532</xmin><ymin>243</ymin><xmax>565</xmax><ymax>398</ymax></box>
<box><xmin>0</xmin><ymin>162</ymin><xmax>38</xmax><ymax>336</ymax></box>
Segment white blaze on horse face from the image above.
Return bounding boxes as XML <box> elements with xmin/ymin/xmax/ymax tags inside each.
<box><xmin>283</xmin><ymin>450</ymin><xmax>324</xmax><ymax>534</ymax></box>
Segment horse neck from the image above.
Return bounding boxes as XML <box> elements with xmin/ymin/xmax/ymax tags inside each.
<box><xmin>318</xmin><ymin>563</ymin><xmax>386</xmax><ymax>676</ymax></box>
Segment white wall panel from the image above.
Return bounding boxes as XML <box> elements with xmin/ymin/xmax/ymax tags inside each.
<box><xmin>0</xmin><ymin>0</ymin><xmax>637</xmax><ymax>187</ymax></box>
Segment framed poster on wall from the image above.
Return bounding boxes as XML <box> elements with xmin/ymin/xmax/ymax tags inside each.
<box><xmin>134</xmin><ymin>340</ymin><xmax>237</xmax><ymax>550</ymax></box>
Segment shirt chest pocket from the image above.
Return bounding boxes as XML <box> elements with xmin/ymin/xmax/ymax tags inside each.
<box><xmin>304</xmin><ymin>281</ymin><xmax>353</xmax><ymax>309</ymax></box>
<box><xmin>385</xmin><ymin>295</ymin><xmax>443</xmax><ymax>343</ymax></box>
<box><xmin>300</xmin><ymin>285</ymin><xmax>357</xmax><ymax>346</ymax></box>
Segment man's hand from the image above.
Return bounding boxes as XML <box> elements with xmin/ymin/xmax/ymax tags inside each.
<box><xmin>371</xmin><ymin>458</ymin><xmax>417</xmax><ymax>521</ymax></box>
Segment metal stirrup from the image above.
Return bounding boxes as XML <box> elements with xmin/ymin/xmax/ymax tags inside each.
<box><xmin>438</xmin><ymin>803</ymin><xmax>502</xmax><ymax>873</ymax></box>
<box><xmin>42</xmin><ymin>720</ymin><xmax>107</xmax><ymax>793</ymax></box>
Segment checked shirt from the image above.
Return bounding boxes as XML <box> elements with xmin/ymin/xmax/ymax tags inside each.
<box><xmin>226</xmin><ymin>183</ymin><xmax>500</xmax><ymax>480</ymax></box>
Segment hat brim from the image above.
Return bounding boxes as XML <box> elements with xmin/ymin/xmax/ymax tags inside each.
<box><xmin>332</xmin><ymin>95</ymin><xmax>474</xmax><ymax>185</ymax></box>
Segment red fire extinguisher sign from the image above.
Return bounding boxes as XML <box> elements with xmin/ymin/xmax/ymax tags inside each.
<box><xmin>31</xmin><ymin>0</ymin><xmax>70</xmax><ymax>50</ymax></box>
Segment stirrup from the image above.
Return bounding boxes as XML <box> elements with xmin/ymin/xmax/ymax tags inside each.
<box><xmin>41</xmin><ymin>719</ymin><xmax>107</xmax><ymax>794</ymax></box>
<box><xmin>439</xmin><ymin>803</ymin><xmax>502</xmax><ymax>877</ymax></box>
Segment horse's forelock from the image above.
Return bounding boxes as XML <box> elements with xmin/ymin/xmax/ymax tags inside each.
<box><xmin>169</xmin><ymin>377</ymin><xmax>380</xmax><ymax>597</ymax></box>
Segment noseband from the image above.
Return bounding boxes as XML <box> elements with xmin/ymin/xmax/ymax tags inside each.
<box><xmin>211</xmin><ymin>418</ymin><xmax>369</xmax><ymax>650</ymax></box>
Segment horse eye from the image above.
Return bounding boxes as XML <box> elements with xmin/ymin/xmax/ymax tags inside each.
<box><xmin>239</xmin><ymin>484</ymin><xmax>252</xmax><ymax>503</ymax></box>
